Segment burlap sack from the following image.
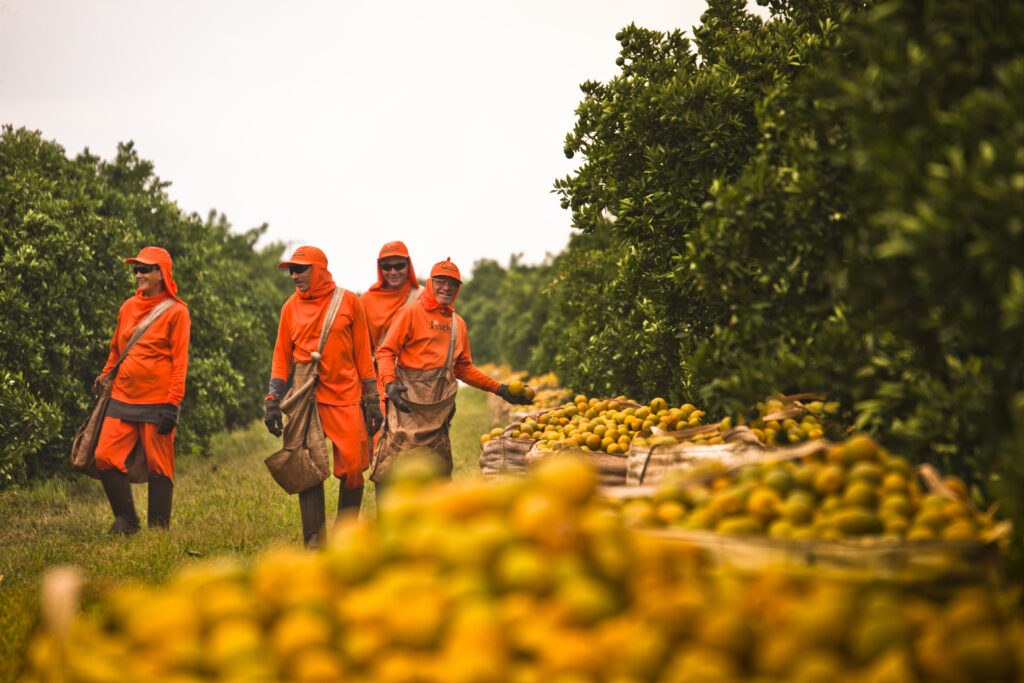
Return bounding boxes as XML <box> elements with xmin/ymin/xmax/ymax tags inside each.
<box><xmin>70</xmin><ymin>375</ymin><xmax>150</xmax><ymax>483</ymax></box>
<box><xmin>479</xmin><ymin>429</ymin><xmax>533</xmax><ymax>478</ymax></box>
<box><xmin>606</xmin><ymin>434</ymin><xmax>1013</xmax><ymax>584</ymax></box>
<box><xmin>371</xmin><ymin>363</ymin><xmax>459</xmax><ymax>483</ymax></box>
<box><xmin>264</xmin><ymin>363</ymin><xmax>331</xmax><ymax>495</ymax></box>
<box><xmin>369</xmin><ymin>315</ymin><xmax>461</xmax><ymax>484</ymax></box>
<box><xmin>478</xmin><ymin>398</ymin><xmax>643</xmax><ymax>484</ymax></box>
<box><xmin>625</xmin><ymin>425</ymin><xmax>812</xmax><ymax>486</ymax></box>
<box><xmin>263</xmin><ymin>287</ymin><xmax>344</xmax><ymax>494</ymax></box>
<box><xmin>634</xmin><ymin>527</ymin><xmax>1006</xmax><ymax>585</ymax></box>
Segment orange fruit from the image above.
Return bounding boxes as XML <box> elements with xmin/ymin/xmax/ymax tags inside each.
<box><xmin>813</xmin><ymin>465</ymin><xmax>845</xmax><ymax>495</ymax></box>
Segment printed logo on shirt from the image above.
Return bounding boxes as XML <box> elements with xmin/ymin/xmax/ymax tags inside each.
<box><xmin>430</xmin><ymin>319</ymin><xmax>451</xmax><ymax>333</ymax></box>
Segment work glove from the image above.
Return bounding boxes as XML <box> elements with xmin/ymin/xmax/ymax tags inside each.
<box><xmin>156</xmin><ymin>403</ymin><xmax>179</xmax><ymax>435</ymax></box>
<box><xmin>362</xmin><ymin>399</ymin><xmax>384</xmax><ymax>436</ymax></box>
<box><xmin>385</xmin><ymin>382</ymin><xmax>411</xmax><ymax>413</ymax></box>
<box><xmin>264</xmin><ymin>398</ymin><xmax>283</xmax><ymax>437</ymax></box>
<box><xmin>92</xmin><ymin>372</ymin><xmax>115</xmax><ymax>400</ymax></box>
<box><xmin>361</xmin><ymin>379</ymin><xmax>383</xmax><ymax>436</ymax></box>
<box><xmin>496</xmin><ymin>384</ymin><xmax>533</xmax><ymax>406</ymax></box>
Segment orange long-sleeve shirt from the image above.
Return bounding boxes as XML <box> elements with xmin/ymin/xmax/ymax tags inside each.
<box><xmin>376</xmin><ymin>297</ymin><xmax>499</xmax><ymax>393</ymax></box>
<box><xmin>102</xmin><ymin>293</ymin><xmax>190</xmax><ymax>405</ymax></box>
<box><xmin>270</xmin><ymin>288</ymin><xmax>375</xmax><ymax>406</ymax></box>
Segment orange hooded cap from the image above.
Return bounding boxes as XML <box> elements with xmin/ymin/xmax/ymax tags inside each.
<box><xmin>421</xmin><ymin>258</ymin><xmax>462</xmax><ymax>314</ymax></box>
<box><xmin>368</xmin><ymin>240</ymin><xmax>419</xmax><ymax>292</ymax></box>
<box><xmin>429</xmin><ymin>257</ymin><xmax>462</xmax><ymax>283</ymax></box>
<box><xmin>125</xmin><ymin>246</ymin><xmax>186</xmax><ymax>307</ymax></box>
<box><xmin>278</xmin><ymin>245</ymin><xmax>336</xmax><ymax>299</ymax></box>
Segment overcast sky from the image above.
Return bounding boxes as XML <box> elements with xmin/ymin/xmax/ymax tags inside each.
<box><xmin>1</xmin><ymin>0</ymin><xmax>758</xmax><ymax>288</ymax></box>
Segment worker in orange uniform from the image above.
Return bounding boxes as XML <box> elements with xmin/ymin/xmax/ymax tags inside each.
<box><xmin>264</xmin><ymin>246</ymin><xmax>382</xmax><ymax>547</ymax></box>
<box><xmin>95</xmin><ymin>246</ymin><xmax>190</xmax><ymax>534</ymax></box>
<box><xmin>359</xmin><ymin>241</ymin><xmax>420</xmax><ymax>442</ymax></box>
<box><xmin>372</xmin><ymin>258</ymin><xmax>531</xmax><ymax>489</ymax></box>
<box><xmin>360</xmin><ymin>241</ymin><xmax>420</xmax><ymax>351</ymax></box>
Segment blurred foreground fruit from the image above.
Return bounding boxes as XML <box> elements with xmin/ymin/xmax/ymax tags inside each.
<box><xmin>20</xmin><ymin>454</ymin><xmax>1023</xmax><ymax>683</ymax></box>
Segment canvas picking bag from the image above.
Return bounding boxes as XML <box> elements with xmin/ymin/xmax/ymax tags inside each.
<box><xmin>370</xmin><ymin>317</ymin><xmax>459</xmax><ymax>483</ymax></box>
<box><xmin>263</xmin><ymin>287</ymin><xmax>344</xmax><ymax>495</ymax></box>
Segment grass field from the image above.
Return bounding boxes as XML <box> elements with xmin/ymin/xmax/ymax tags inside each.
<box><xmin>0</xmin><ymin>387</ymin><xmax>497</xmax><ymax>682</ymax></box>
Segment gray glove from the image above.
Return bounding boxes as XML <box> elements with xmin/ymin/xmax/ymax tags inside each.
<box><xmin>264</xmin><ymin>398</ymin><xmax>283</xmax><ymax>437</ymax></box>
<box><xmin>496</xmin><ymin>384</ymin><xmax>532</xmax><ymax>406</ymax></box>
<box><xmin>156</xmin><ymin>403</ymin><xmax>179</xmax><ymax>435</ymax></box>
<box><xmin>363</xmin><ymin>400</ymin><xmax>384</xmax><ymax>436</ymax></box>
<box><xmin>362</xmin><ymin>379</ymin><xmax>383</xmax><ymax>435</ymax></box>
<box><xmin>385</xmin><ymin>382</ymin><xmax>411</xmax><ymax>413</ymax></box>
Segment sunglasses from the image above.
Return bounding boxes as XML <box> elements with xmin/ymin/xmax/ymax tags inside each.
<box><xmin>288</xmin><ymin>264</ymin><xmax>311</xmax><ymax>275</ymax></box>
<box><xmin>431</xmin><ymin>277</ymin><xmax>459</xmax><ymax>291</ymax></box>
<box><xmin>132</xmin><ymin>264</ymin><xmax>159</xmax><ymax>275</ymax></box>
<box><xmin>380</xmin><ymin>261</ymin><xmax>408</xmax><ymax>272</ymax></box>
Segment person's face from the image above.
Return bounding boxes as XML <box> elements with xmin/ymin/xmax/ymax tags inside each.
<box><xmin>133</xmin><ymin>263</ymin><xmax>165</xmax><ymax>297</ymax></box>
<box><xmin>289</xmin><ymin>264</ymin><xmax>312</xmax><ymax>292</ymax></box>
<box><xmin>379</xmin><ymin>257</ymin><xmax>409</xmax><ymax>289</ymax></box>
<box><xmin>431</xmin><ymin>276</ymin><xmax>460</xmax><ymax>305</ymax></box>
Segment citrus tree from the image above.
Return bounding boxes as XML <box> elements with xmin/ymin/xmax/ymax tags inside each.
<box><xmin>687</xmin><ymin>0</ymin><xmax>1024</xmax><ymax>519</ymax></box>
<box><xmin>0</xmin><ymin>127</ymin><xmax>291</xmax><ymax>485</ymax></box>
<box><xmin>547</xmin><ymin>0</ymin><xmax>1024</xmax><ymax>551</ymax></box>
<box><xmin>552</xmin><ymin>0</ymin><xmax>857</xmax><ymax>401</ymax></box>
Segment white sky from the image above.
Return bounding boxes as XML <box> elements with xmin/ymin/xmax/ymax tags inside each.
<box><xmin>1</xmin><ymin>0</ymin><xmax>756</xmax><ymax>288</ymax></box>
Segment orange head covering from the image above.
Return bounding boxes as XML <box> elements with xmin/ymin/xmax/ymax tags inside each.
<box><xmin>429</xmin><ymin>257</ymin><xmax>462</xmax><ymax>283</ymax></box>
<box><xmin>278</xmin><ymin>245</ymin><xmax>336</xmax><ymax>299</ymax></box>
<box><xmin>421</xmin><ymin>258</ymin><xmax>462</xmax><ymax>314</ymax></box>
<box><xmin>369</xmin><ymin>240</ymin><xmax>419</xmax><ymax>292</ymax></box>
<box><xmin>125</xmin><ymin>246</ymin><xmax>186</xmax><ymax>306</ymax></box>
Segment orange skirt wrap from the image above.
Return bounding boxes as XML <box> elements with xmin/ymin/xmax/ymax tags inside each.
<box><xmin>94</xmin><ymin>417</ymin><xmax>175</xmax><ymax>480</ymax></box>
<box><xmin>319</xmin><ymin>403</ymin><xmax>369</xmax><ymax>488</ymax></box>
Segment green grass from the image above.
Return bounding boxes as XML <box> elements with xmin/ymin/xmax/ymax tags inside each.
<box><xmin>0</xmin><ymin>387</ymin><xmax>496</xmax><ymax>683</ymax></box>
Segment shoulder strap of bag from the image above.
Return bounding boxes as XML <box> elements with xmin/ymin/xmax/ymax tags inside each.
<box><xmin>444</xmin><ymin>315</ymin><xmax>458</xmax><ymax>371</ymax></box>
<box><xmin>313</xmin><ymin>287</ymin><xmax>345</xmax><ymax>364</ymax></box>
<box><xmin>112</xmin><ymin>298</ymin><xmax>176</xmax><ymax>372</ymax></box>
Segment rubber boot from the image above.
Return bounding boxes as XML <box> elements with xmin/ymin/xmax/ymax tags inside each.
<box><xmin>336</xmin><ymin>485</ymin><xmax>363</xmax><ymax>523</ymax></box>
<box><xmin>99</xmin><ymin>468</ymin><xmax>140</xmax><ymax>535</ymax></box>
<box><xmin>298</xmin><ymin>483</ymin><xmax>326</xmax><ymax>548</ymax></box>
<box><xmin>147</xmin><ymin>473</ymin><xmax>174</xmax><ymax>529</ymax></box>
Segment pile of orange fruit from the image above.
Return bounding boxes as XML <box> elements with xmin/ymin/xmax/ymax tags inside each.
<box><xmin>614</xmin><ymin>433</ymin><xmax>1004</xmax><ymax>543</ymax></box>
<box><xmin>480</xmin><ymin>395</ymin><xmax>707</xmax><ymax>455</ymax></box>
<box><xmin>482</xmin><ymin>394</ymin><xmax>850</xmax><ymax>456</ymax></box>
